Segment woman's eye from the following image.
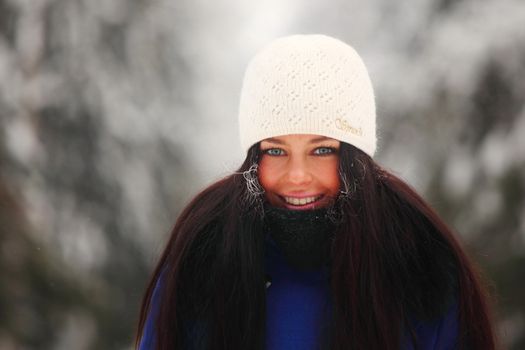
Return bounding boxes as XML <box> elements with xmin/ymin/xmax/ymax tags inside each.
<box><xmin>263</xmin><ymin>148</ymin><xmax>285</xmax><ymax>156</ymax></box>
<box><xmin>314</xmin><ymin>147</ymin><xmax>336</xmax><ymax>155</ymax></box>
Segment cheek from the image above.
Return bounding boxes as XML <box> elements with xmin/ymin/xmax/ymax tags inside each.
<box><xmin>328</xmin><ymin>173</ymin><xmax>340</xmax><ymax>196</ymax></box>
<box><xmin>257</xmin><ymin>159</ymin><xmax>276</xmax><ymax>192</ymax></box>
<box><xmin>320</xmin><ymin>161</ymin><xmax>340</xmax><ymax>196</ymax></box>
<box><xmin>257</xmin><ymin>161</ymin><xmax>284</xmax><ymax>206</ymax></box>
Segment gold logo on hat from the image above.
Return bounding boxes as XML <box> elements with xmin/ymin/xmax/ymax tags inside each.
<box><xmin>335</xmin><ymin>118</ymin><xmax>363</xmax><ymax>136</ymax></box>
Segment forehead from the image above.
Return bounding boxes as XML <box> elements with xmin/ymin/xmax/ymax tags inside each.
<box><xmin>260</xmin><ymin>134</ymin><xmax>339</xmax><ymax>145</ymax></box>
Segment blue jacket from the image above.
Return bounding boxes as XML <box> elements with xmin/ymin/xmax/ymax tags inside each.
<box><xmin>138</xmin><ymin>239</ymin><xmax>459</xmax><ymax>349</ymax></box>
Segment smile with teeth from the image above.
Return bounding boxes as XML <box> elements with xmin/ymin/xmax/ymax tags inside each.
<box><xmin>283</xmin><ymin>195</ymin><xmax>323</xmax><ymax>206</ymax></box>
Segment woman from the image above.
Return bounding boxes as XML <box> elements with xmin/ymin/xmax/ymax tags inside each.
<box><xmin>135</xmin><ymin>34</ymin><xmax>497</xmax><ymax>349</ymax></box>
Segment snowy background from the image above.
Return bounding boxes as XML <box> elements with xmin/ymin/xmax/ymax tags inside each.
<box><xmin>1</xmin><ymin>0</ymin><xmax>524</xmax><ymax>348</ymax></box>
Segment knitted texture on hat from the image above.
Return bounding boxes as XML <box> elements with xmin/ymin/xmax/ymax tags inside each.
<box><xmin>238</xmin><ymin>34</ymin><xmax>376</xmax><ymax>157</ymax></box>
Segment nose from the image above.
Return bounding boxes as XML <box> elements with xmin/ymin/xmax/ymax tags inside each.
<box><xmin>286</xmin><ymin>156</ymin><xmax>312</xmax><ymax>185</ymax></box>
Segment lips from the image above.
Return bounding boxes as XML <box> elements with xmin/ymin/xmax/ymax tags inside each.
<box><xmin>283</xmin><ymin>195</ymin><xmax>322</xmax><ymax>206</ymax></box>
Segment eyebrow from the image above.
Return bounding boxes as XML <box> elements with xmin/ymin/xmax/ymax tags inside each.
<box><xmin>263</xmin><ymin>136</ymin><xmax>335</xmax><ymax>145</ymax></box>
<box><xmin>310</xmin><ymin>136</ymin><xmax>336</xmax><ymax>143</ymax></box>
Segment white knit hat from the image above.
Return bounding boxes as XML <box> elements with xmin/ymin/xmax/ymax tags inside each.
<box><xmin>238</xmin><ymin>34</ymin><xmax>376</xmax><ymax>157</ymax></box>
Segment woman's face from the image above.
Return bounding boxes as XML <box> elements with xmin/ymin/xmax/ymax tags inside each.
<box><xmin>258</xmin><ymin>134</ymin><xmax>341</xmax><ymax>210</ymax></box>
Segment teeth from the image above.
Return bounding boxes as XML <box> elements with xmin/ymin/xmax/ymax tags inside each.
<box><xmin>284</xmin><ymin>196</ymin><xmax>321</xmax><ymax>206</ymax></box>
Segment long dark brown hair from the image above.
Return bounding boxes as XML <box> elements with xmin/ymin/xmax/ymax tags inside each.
<box><xmin>135</xmin><ymin>142</ymin><xmax>497</xmax><ymax>349</ymax></box>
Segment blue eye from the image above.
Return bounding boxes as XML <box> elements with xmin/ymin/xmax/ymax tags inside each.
<box><xmin>263</xmin><ymin>148</ymin><xmax>285</xmax><ymax>156</ymax></box>
<box><xmin>314</xmin><ymin>147</ymin><xmax>336</xmax><ymax>155</ymax></box>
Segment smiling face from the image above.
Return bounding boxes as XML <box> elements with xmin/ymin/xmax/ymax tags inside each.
<box><xmin>258</xmin><ymin>134</ymin><xmax>341</xmax><ymax>210</ymax></box>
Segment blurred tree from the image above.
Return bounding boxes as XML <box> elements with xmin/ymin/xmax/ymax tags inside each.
<box><xmin>411</xmin><ymin>41</ymin><xmax>525</xmax><ymax>350</ymax></box>
<box><xmin>0</xmin><ymin>0</ymin><xmax>196</xmax><ymax>348</ymax></box>
<box><xmin>0</xmin><ymin>125</ymin><xmax>90</xmax><ymax>348</ymax></box>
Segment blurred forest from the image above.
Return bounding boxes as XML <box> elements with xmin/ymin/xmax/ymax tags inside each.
<box><xmin>0</xmin><ymin>0</ymin><xmax>524</xmax><ymax>349</ymax></box>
